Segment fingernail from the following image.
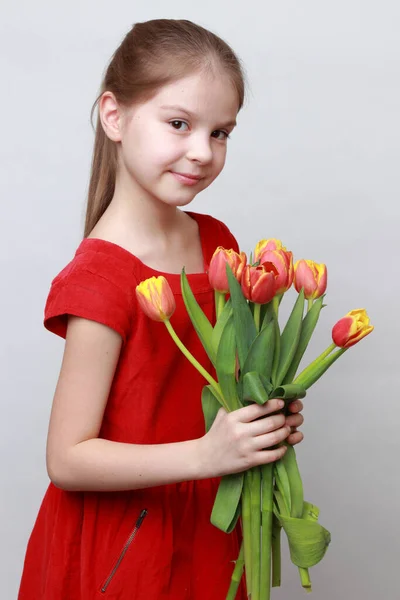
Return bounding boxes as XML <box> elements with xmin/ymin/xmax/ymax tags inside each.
<box><xmin>278</xmin><ymin>400</ymin><xmax>285</xmax><ymax>408</ymax></box>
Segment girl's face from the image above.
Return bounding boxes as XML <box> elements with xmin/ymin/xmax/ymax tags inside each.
<box><xmin>114</xmin><ymin>70</ymin><xmax>239</xmax><ymax>208</ymax></box>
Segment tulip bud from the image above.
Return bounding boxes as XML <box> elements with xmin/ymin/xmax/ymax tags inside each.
<box><xmin>254</xmin><ymin>238</ymin><xmax>285</xmax><ymax>260</ymax></box>
<box><xmin>136</xmin><ymin>276</ymin><xmax>176</xmax><ymax>322</ymax></box>
<box><xmin>255</xmin><ymin>247</ymin><xmax>294</xmax><ymax>294</ymax></box>
<box><xmin>208</xmin><ymin>246</ymin><xmax>247</xmax><ymax>293</ymax></box>
<box><xmin>332</xmin><ymin>309</ymin><xmax>374</xmax><ymax>348</ymax></box>
<box><xmin>294</xmin><ymin>259</ymin><xmax>327</xmax><ymax>299</ymax></box>
<box><xmin>241</xmin><ymin>262</ymin><xmax>279</xmax><ymax>304</ymax></box>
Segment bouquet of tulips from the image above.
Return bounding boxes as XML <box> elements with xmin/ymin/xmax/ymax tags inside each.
<box><xmin>135</xmin><ymin>238</ymin><xmax>373</xmax><ymax>600</ymax></box>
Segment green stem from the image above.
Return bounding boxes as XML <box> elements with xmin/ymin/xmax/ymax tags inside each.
<box><xmin>242</xmin><ymin>471</ymin><xmax>253</xmax><ymax>596</ymax></box>
<box><xmin>260</xmin><ymin>464</ymin><xmax>273</xmax><ymax>600</ymax></box>
<box><xmin>225</xmin><ymin>542</ymin><xmax>245</xmax><ymax>600</ymax></box>
<box><xmin>293</xmin><ymin>342</ymin><xmax>336</xmax><ymax>385</ymax></box>
<box><xmin>299</xmin><ymin>567</ymin><xmax>312</xmax><ymax>592</ymax></box>
<box><xmin>164</xmin><ymin>319</ymin><xmax>226</xmax><ymax>408</ymax></box>
<box><xmin>271</xmin><ymin>296</ymin><xmax>281</xmax><ymax>386</ymax></box>
<box><xmin>251</xmin><ymin>467</ymin><xmax>261</xmax><ymax>600</ymax></box>
<box><xmin>254</xmin><ymin>303</ymin><xmax>261</xmax><ymax>332</ymax></box>
<box><xmin>271</xmin><ymin>519</ymin><xmax>281</xmax><ymax>587</ymax></box>
<box><xmin>307</xmin><ymin>298</ymin><xmax>313</xmax><ymax>312</ymax></box>
<box><xmin>215</xmin><ymin>290</ymin><xmax>227</xmax><ymax>320</ymax></box>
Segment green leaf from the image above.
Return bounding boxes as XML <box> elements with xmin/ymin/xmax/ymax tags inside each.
<box><xmin>226</xmin><ymin>265</ymin><xmax>257</xmax><ymax>370</ymax></box>
<box><xmin>281</xmin><ymin>445</ymin><xmax>304</xmax><ymax>518</ymax></box>
<box><xmin>201</xmin><ymin>385</ymin><xmax>221</xmax><ymax>432</ymax></box>
<box><xmin>283</xmin><ymin>295</ymin><xmax>326</xmax><ymax>384</ymax></box>
<box><xmin>296</xmin><ymin>348</ymin><xmax>346</xmax><ymax>390</ymax></box>
<box><xmin>211</xmin><ymin>472</ymin><xmax>244</xmax><ymax>533</ymax></box>
<box><xmin>181</xmin><ymin>269</ymin><xmax>216</xmax><ymax>365</ymax></box>
<box><xmin>276</xmin><ymin>513</ymin><xmax>331</xmax><ymax>568</ymax></box>
<box><xmin>215</xmin><ymin>315</ymin><xmax>241</xmax><ymax>411</ymax></box>
<box><xmin>270</xmin><ymin>384</ymin><xmax>307</xmax><ymax>401</ymax></box>
<box><xmin>276</xmin><ymin>289</ymin><xmax>305</xmax><ymax>385</ymax></box>
<box><xmin>274</xmin><ymin>460</ymin><xmax>292</xmax><ymax>514</ymax></box>
<box><xmin>242</xmin><ymin>371</ymin><xmax>269</xmax><ymax>404</ymax></box>
<box><xmin>302</xmin><ymin>501</ymin><xmax>320</xmax><ymax>522</ymax></box>
<box><xmin>260</xmin><ymin>300</ymin><xmax>274</xmax><ymax>329</ymax></box>
<box><xmin>211</xmin><ymin>298</ymin><xmax>232</xmax><ymax>357</ymax></box>
<box><xmin>241</xmin><ymin>319</ymin><xmax>275</xmax><ymax>381</ymax></box>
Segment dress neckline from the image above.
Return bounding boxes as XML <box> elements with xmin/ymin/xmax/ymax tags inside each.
<box><xmin>76</xmin><ymin>211</ymin><xmax>210</xmax><ymax>281</ymax></box>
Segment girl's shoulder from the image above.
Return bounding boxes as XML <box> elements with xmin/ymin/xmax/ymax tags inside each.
<box><xmin>187</xmin><ymin>211</ymin><xmax>240</xmax><ymax>256</ymax></box>
<box><xmin>44</xmin><ymin>237</ymin><xmax>139</xmax><ymax>343</ymax></box>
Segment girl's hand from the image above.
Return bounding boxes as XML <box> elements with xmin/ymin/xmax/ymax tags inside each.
<box><xmin>285</xmin><ymin>399</ymin><xmax>304</xmax><ymax>446</ymax></box>
<box><xmin>199</xmin><ymin>399</ymin><xmax>291</xmax><ymax>478</ymax></box>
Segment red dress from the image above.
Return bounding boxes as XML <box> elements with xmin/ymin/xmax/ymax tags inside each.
<box><xmin>18</xmin><ymin>212</ymin><xmax>247</xmax><ymax>600</ymax></box>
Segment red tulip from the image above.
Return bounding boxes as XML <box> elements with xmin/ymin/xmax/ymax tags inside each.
<box><xmin>208</xmin><ymin>246</ymin><xmax>247</xmax><ymax>293</ymax></box>
<box><xmin>332</xmin><ymin>309</ymin><xmax>374</xmax><ymax>348</ymax></box>
<box><xmin>136</xmin><ymin>276</ymin><xmax>176</xmax><ymax>322</ymax></box>
<box><xmin>294</xmin><ymin>259</ymin><xmax>327</xmax><ymax>299</ymax></box>
<box><xmin>241</xmin><ymin>262</ymin><xmax>279</xmax><ymax>304</ymax></box>
<box><xmin>254</xmin><ymin>240</ymin><xmax>293</xmax><ymax>294</ymax></box>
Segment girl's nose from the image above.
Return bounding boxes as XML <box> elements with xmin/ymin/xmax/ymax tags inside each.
<box><xmin>186</xmin><ymin>134</ymin><xmax>213</xmax><ymax>164</ymax></box>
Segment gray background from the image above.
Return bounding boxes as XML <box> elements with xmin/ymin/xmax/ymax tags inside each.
<box><xmin>1</xmin><ymin>0</ymin><xmax>399</xmax><ymax>598</ymax></box>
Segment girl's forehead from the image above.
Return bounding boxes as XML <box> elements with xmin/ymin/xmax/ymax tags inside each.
<box><xmin>151</xmin><ymin>72</ymin><xmax>239</xmax><ymax>119</ymax></box>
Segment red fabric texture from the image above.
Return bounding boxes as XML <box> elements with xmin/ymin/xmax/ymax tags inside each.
<box><xmin>18</xmin><ymin>212</ymin><xmax>247</xmax><ymax>599</ymax></box>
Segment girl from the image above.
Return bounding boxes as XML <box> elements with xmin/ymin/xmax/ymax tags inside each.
<box><xmin>19</xmin><ymin>19</ymin><xmax>304</xmax><ymax>600</ymax></box>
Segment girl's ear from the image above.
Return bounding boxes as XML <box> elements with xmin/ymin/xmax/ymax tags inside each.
<box><xmin>99</xmin><ymin>91</ymin><xmax>123</xmax><ymax>142</ymax></box>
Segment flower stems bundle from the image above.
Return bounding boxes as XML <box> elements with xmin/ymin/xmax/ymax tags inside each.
<box><xmin>135</xmin><ymin>239</ymin><xmax>373</xmax><ymax>599</ymax></box>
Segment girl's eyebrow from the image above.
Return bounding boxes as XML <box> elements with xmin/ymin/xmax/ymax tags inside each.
<box><xmin>159</xmin><ymin>104</ymin><xmax>237</xmax><ymax>128</ymax></box>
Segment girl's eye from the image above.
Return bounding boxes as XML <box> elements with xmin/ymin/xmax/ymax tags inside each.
<box><xmin>170</xmin><ymin>120</ymin><xmax>189</xmax><ymax>131</ymax></box>
<box><xmin>212</xmin><ymin>130</ymin><xmax>230</xmax><ymax>141</ymax></box>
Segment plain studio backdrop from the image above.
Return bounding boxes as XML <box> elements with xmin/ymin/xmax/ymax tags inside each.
<box><xmin>1</xmin><ymin>1</ymin><xmax>399</xmax><ymax>598</ymax></box>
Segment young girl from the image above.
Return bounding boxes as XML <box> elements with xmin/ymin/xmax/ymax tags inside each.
<box><xmin>19</xmin><ymin>19</ymin><xmax>304</xmax><ymax>600</ymax></box>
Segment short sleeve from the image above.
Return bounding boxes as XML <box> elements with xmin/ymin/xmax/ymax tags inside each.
<box><xmin>44</xmin><ymin>245</ymin><xmax>136</xmax><ymax>343</ymax></box>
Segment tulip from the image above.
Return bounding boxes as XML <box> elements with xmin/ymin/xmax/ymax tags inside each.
<box><xmin>135</xmin><ymin>276</ymin><xmax>176</xmax><ymax>322</ymax></box>
<box><xmin>208</xmin><ymin>246</ymin><xmax>247</xmax><ymax>293</ymax></box>
<box><xmin>254</xmin><ymin>240</ymin><xmax>294</xmax><ymax>295</ymax></box>
<box><xmin>332</xmin><ymin>309</ymin><xmax>374</xmax><ymax>348</ymax></box>
<box><xmin>294</xmin><ymin>259</ymin><xmax>327</xmax><ymax>300</ymax></box>
<box><xmin>254</xmin><ymin>238</ymin><xmax>285</xmax><ymax>259</ymax></box>
<box><xmin>241</xmin><ymin>262</ymin><xmax>279</xmax><ymax>305</ymax></box>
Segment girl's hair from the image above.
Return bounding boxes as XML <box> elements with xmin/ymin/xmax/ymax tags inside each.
<box><xmin>84</xmin><ymin>18</ymin><xmax>246</xmax><ymax>237</ymax></box>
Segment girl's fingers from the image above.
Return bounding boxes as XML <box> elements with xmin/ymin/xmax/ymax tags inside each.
<box><xmin>253</xmin><ymin>425</ymin><xmax>290</xmax><ymax>451</ymax></box>
<box><xmin>285</xmin><ymin>413</ymin><xmax>304</xmax><ymax>428</ymax></box>
<box><xmin>255</xmin><ymin>444</ymin><xmax>288</xmax><ymax>465</ymax></box>
<box><xmin>287</xmin><ymin>400</ymin><xmax>304</xmax><ymax>413</ymax></box>
<box><xmin>236</xmin><ymin>399</ymin><xmax>283</xmax><ymax>423</ymax></box>
<box><xmin>287</xmin><ymin>430</ymin><xmax>304</xmax><ymax>446</ymax></box>
<box><xmin>249</xmin><ymin>413</ymin><xmax>286</xmax><ymax>436</ymax></box>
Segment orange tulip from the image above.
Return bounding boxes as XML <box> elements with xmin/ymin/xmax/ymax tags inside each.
<box><xmin>208</xmin><ymin>246</ymin><xmax>247</xmax><ymax>293</ymax></box>
<box><xmin>254</xmin><ymin>239</ymin><xmax>293</xmax><ymax>294</ymax></box>
<box><xmin>332</xmin><ymin>309</ymin><xmax>374</xmax><ymax>348</ymax></box>
<box><xmin>136</xmin><ymin>276</ymin><xmax>176</xmax><ymax>322</ymax></box>
<box><xmin>241</xmin><ymin>262</ymin><xmax>279</xmax><ymax>304</ymax></box>
<box><xmin>294</xmin><ymin>259</ymin><xmax>327</xmax><ymax>299</ymax></box>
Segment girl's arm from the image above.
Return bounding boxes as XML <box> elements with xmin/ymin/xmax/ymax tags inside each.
<box><xmin>46</xmin><ymin>315</ymin><xmax>205</xmax><ymax>492</ymax></box>
<box><xmin>46</xmin><ymin>316</ymin><xmax>292</xmax><ymax>492</ymax></box>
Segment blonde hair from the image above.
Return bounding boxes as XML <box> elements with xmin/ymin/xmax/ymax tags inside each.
<box><xmin>83</xmin><ymin>19</ymin><xmax>246</xmax><ymax>237</ymax></box>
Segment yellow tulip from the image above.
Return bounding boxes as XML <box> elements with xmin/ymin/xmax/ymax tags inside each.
<box><xmin>135</xmin><ymin>276</ymin><xmax>176</xmax><ymax>322</ymax></box>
